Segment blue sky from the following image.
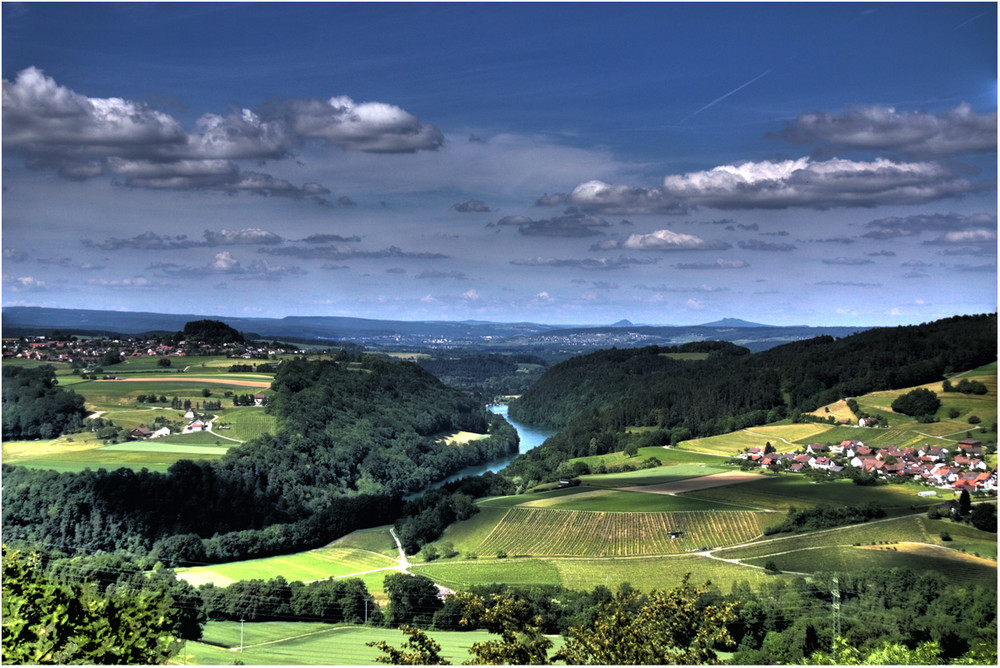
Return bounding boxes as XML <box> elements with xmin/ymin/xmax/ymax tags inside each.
<box><xmin>2</xmin><ymin>2</ymin><xmax>996</xmax><ymax>326</ymax></box>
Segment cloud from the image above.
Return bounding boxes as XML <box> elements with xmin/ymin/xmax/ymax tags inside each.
<box><xmin>386</xmin><ymin>267</ymin><xmax>407</xmax><ymax>275</ymax></box>
<box><xmin>416</xmin><ymin>270</ymin><xmax>468</xmax><ymax>280</ymax></box>
<box><xmin>738</xmin><ymin>239</ymin><xmax>797</xmax><ymax>252</ymax></box>
<box><xmin>862</xmin><ymin>212</ymin><xmax>996</xmax><ymax>239</ymax></box>
<box><xmin>867</xmin><ymin>250</ymin><xmax>896</xmax><ymax>257</ymax></box>
<box><xmin>673</xmin><ymin>258</ymin><xmax>750</xmax><ymax>270</ymax></box>
<box><xmin>534</xmin><ymin>193</ymin><xmax>569</xmax><ymax>207</ymax></box>
<box><xmin>635</xmin><ymin>283</ymin><xmax>729</xmax><ymax>293</ymax></box>
<box><xmin>593</xmin><ymin>229</ymin><xmax>730</xmax><ymax>252</ymax></box>
<box><xmin>777</xmin><ymin>104</ymin><xmax>997</xmax><ymax>158</ymax></box>
<box><xmin>85</xmin><ymin>276</ymin><xmax>163</xmax><ymax>289</ymax></box>
<box><xmin>815</xmin><ymin>280</ymin><xmax>882</xmax><ymax>287</ymax></box>
<box><xmin>2</xmin><ymin>67</ymin><xmax>441</xmax><ymax>199</ymax></box>
<box><xmin>3</xmin><ymin>248</ymin><xmax>30</xmax><ymax>262</ymax></box>
<box><xmin>337</xmin><ymin>196</ymin><xmax>357</xmax><ymax>206</ymax></box>
<box><xmin>35</xmin><ymin>256</ymin><xmax>73</xmax><ymax>267</ymax></box>
<box><xmin>202</xmin><ymin>228</ymin><xmax>283</xmax><ymax>245</ymax></box>
<box><xmin>510</xmin><ymin>255</ymin><xmax>658</xmax><ymax>271</ymax></box>
<box><xmin>86</xmin><ymin>228</ymin><xmax>285</xmax><ymax>250</ymax></box>
<box><xmin>821</xmin><ymin>257</ymin><xmax>874</xmax><ymax>265</ymax></box>
<box><xmin>496</xmin><ymin>211</ymin><xmax>611</xmax><ymax>237</ymax></box>
<box><xmin>260</xmin><ymin>244</ymin><xmax>448</xmax><ymax>260</ymax></box>
<box><xmin>2</xmin><ymin>274</ymin><xmax>48</xmax><ymax>291</ymax></box>
<box><xmin>301</xmin><ymin>233</ymin><xmax>362</xmax><ymax>244</ymax></box>
<box><xmin>812</xmin><ymin>237</ymin><xmax>856</xmax><ymax>245</ymax></box>
<box><xmin>462</xmin><ymin>289</ymin><xmax>480</xmax><ymax>300</ymax></box>
<box><xmin>953</xmin><ymin>263</ymin><xmax>997</xmax><ymax>272</ymax></box>
<box><xmin>927</xmin><ymin>229</ymin><xmax>997</xmax><ymax>245</ymax></box>
<box><xmin>452</xmin><ymin>199</ymin><xmax>492</xmax><ymax>213</ymax></box>
<box><xmin>149</xmin><ymin>251</ymin><xmax>304</xmax><ymax>281</ymax></box>
<box><xmin>84</xmin><ymin>232</ymin><xmax>203</xmax><ymax>251</ymax></box>
<box><xmin>565</xmin><ymin>157</ymin><xmax>986</xmax><ymax>213</ymax></box>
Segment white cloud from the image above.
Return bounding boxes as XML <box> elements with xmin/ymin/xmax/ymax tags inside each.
<box><xmin>2</xmin><ymin>67</ymin><xmax>441</xmax><ymax>198</ymax></box>
<box><xmin>565</xmin><ymin>157</ymin><xmax>985</xmax><ymax>213</ymax></box>
<box><xmin>462</xmin><ymin>289</ymin><xmax>480</xmax><ymax>300</ymax></box>
<box><xmin>598</xmin><ymin>229</ymin><xmax>731</xmax><ymax>252</ymax></box>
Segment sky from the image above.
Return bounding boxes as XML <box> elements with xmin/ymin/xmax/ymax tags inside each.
<box><xmin>2</xmin><ymin>2</ymin><xmax>996</xmax><ymax>327</ymax></box>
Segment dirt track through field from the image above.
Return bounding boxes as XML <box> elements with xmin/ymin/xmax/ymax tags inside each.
<box><xmin>96</xmin><ymin>376</ymin><xmax>270</xmax><ymax>388</ymax></box>
<box><xmin>623</xmin><ymin>470</ymin><xmax>764</xmax><ymax>495</ymax></box>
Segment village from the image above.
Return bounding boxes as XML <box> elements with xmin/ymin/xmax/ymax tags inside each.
<box><xmin>739</xmin><ymin>437</ymin><xmax>997</xmax><ymax>495</ymax></box>
<box><xmin>1</xmin><ymin>333</ymin><xmax>300</xmax><ymax>367</ymax></box>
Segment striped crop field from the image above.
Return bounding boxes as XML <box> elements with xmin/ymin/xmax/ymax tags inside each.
<box><xmin>476</xmin><ymin>507</ymin><xmax>766</xmax><ymax>557</ymax></box>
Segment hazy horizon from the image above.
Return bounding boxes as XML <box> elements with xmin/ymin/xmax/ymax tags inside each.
<box><xmin>3</xmin><ymin>3</ymin><xmax>996</xmax><ymax>327</ymax></box>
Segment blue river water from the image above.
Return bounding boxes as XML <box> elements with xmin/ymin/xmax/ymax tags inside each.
<box><xmin>411</xmin><ymin>404</ymin><xmax>555</xmax><ymax>495</ymax></box>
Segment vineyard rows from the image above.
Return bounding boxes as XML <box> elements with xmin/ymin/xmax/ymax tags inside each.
<box><xmin>477</xmin><ymin>507</ymin><xmax>766</xmax><ymax>557</ymax></box>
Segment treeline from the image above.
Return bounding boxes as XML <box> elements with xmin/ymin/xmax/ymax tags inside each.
<box><xmin>2</xmin><ymin>365</ymin><xmax>88</xmax><ymax>440</ymax></box>
<box><xmin>417</xmin><ymin>352</ymin><xmax>548</xmax><ymax>397</ymax></box>
<box><xmin>762</xmin><ymin>503</ymin><xmax>886</xmax><ymax>535</ymax></box>
<box><xmin>505</xmin><ymin>314</ymin><xmax>996</xmax><ymax>485</ymax></box>
<box><xmin>2</xmin><ymin>355</ymin><xmax>518</xmax><ymax>560</ymax></box>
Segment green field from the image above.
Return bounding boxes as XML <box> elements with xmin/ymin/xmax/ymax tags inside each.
<box><xmin>683</xmin><ymin>475</ymin><xmax>944</xmax><ymax>515</ymax></box>
<box><xmin>176</xmin><ymin>544</ymin><xmax>401</xmax><ymax>588</ymax></box>
<box><xmin>178</xmin><ymin>621</ymin><xmax>506</xmax><ymax>665</ymax></box>
<box><xmin>2</xmin><ymin>433</ymin><xmax>228</xmax><ymax>473</ymax></box>
<box><xmin>580</xmin><ymin>464</ymin><xmax>731</xmax><ymax>489</ymax></box>
<box><xmin>679</xmin><ymin>424</ymin><xmax>833</xmax><ymax>456</ymax></box>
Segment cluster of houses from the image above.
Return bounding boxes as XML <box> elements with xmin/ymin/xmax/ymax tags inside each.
<box><xmin>740</xmin><ymin>438</ymin><xmax>997</xmax><ymax>493</ymax></box>
<box><xmin>2</xmin><ymin>335</ymin><xmax>298</xmax><ymax>365</ymax></box>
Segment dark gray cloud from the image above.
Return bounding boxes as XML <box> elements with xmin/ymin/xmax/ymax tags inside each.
<box><xmin>386</xmin><ymin>267</ymin><xmax>407</xmax><ymax>274</ymax></box>
<box><xmin>260</xmin><ymin>245</ymin><xmax>448</xmax><ymax>260</ymax></box>
<box><xmin>534</xmin><ymin>193</ymin><xmax>569</xmax><ymax>207</ymax></box>
<box><xmin>815</xmin><ymin>280</ymin><xmax>882</xmax><ymax>287</ymax></box>
<box><xmin>954</xmin><ymin>263</ymin><xmax>997</xmax><ymax>272</ymax></box>
<box><xmin>738</xmin><ymin>239</ymin><xmax>797</xmax><ymax>252</ymax></box>
<box><xmin>35</xmin><ymin>255</ymin><xmax>73</xmax><ymax>267</ymax></box>
<box><xmin>867</xmin><ymin>250</ymin><xmax>896</xmax><ymax>257</ymax></box>
<box><xmin>301</xmin><ymin>234</ymin><xmax>362</xmax><ymax>244</ymax></box>
<box><xmin>821</xmin><ymin>257</ymin><xmax>874</xmax><ymax>265</ymax></box>
<box><xmin>2</xmin><ymin>67</ymin><xmax>442</xmax><ymax>199</ymax></box>
<box><xmin>592</xmin><ymin>229</ymin><xmax>730</xmax><ymax>252</ymax></box>
<box><xmin>726</xmin><ymin>223</ymin><xmax>759</xmax><ymax>232</ymax></box>
<box><xmin>590</xmin><ymin>281</ymin><xmax>619</xmax><ymax>290</ymax></box>
<box><xmin>337</xmin><ymin>196</ymin><xmax>357</xmax><ymax>206</ymax></box>
<box><xmin>777</xmin><ymin>104</ymin><xmax>997</xmax><ymax>158</ymax></box>
<box><xmin>673</xmin><ymin>259</ymin><xmax>750</xmax><ymax>270</ymax></box>
<box><xmin>416</xmin><ymin>270</ymin><xmax>468</xmax><ymax>280</ymax></box>
<box><xmin>497</xmin><ymin>211</ymin><xmax>610</xmax><ymax>237</ymax></box>
<box><xmin>862</xmin><ymin>212</ymin><xmax>996</xmax><ymax>239</ymax></box>
<box><xmin>86</xmin><ymin>228</ymin><xmax>284</xmax><ymax>250</ymax></box>
<box><xmin>510</xmin><ymin>255</ymin><xmax>658</xmax><ymax>271</ymax></box>
<box><xmin>635</xmin><ymin>283</ymin><xmax>729</xmax><ymax>293</ymax></box>
<box><xmin>452</xmin><ymin>199</ymin><xmax>492</xmax><ymax>213</ymax></box>
<box><xmin>812</xmin><ymin>237</ymin><xmax>856</xmax><ymax>245</ymax></box>
<box><xmin>563</xmin><ymin>157</ymin><xmax>986</xmax><ymax>214</ymax></box>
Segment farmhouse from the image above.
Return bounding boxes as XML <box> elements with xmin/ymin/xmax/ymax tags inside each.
<box><xmin>130</xmin><ymin>427</ymin><xmax>153</xmax><ymax>440</ymax></box>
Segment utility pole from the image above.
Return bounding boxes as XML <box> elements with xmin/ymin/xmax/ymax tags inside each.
<box><xmin>831</xmin><ymin>576</ymin><xmax>841</xmax><ymax>663</ymax></box>
<box><xmin>240</xmin><ymin>618</ymin><xmax>245</xmax><ymax>653</ymax></box>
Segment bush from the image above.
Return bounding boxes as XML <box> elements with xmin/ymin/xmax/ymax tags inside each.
<box><xmin>939</xmin><ymin>531</ymin><xmax>952</xmax><ymax>541</ymax></box>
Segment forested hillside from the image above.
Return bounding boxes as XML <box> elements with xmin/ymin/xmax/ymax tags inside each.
<box><xmin>2</xmin><ymin>355</ymin><xmax>517</xmax><ymax>563</ymax></box>
<box><xmin>2</xmin><ymin>365</ymin><xmax>88</xmax><ymax>440</ymax></box>
<box><xmin>506</xmin><ymin>314</ymin><xmax>996</xmax><ymax>483</ymax></box>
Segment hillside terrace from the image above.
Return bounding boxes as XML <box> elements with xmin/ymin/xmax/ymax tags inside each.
<box><xmin>740</xmin><ymin>439</ymin><xmax>997</xmax><ymax>494</ymax></box>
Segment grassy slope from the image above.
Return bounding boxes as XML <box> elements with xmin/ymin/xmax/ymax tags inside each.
<box><xmin>178</xmin><ymin>622</ymin><xmax>505</xmax><ymax>665</ymax></box>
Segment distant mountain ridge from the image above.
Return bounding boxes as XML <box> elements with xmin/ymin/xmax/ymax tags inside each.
<box><xmin>3</xmin><ymin>306</ymin><xmax>868</xmax><ymax>352</ymax></box>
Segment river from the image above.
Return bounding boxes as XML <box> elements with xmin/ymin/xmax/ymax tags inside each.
<box><xmin>411</xmin><ymin>404</ymin><xmax>556</xmax><ymax>495</ymax></box>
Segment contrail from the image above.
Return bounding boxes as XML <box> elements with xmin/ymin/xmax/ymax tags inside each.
<box><xmin>680</xmin><ymin>69</ymin><xmax>772</xmax><ymax>124</ymax></box>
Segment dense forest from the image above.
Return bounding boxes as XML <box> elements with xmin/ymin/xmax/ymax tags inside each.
<box><xmin>2</xmin><ymin>355</ymin><xmax>518</xmax><ymax>562</ymax></box>
<box><xmin>2</xmin><ymin>365</ymin><xmax>88</xmax><ymax>441</ymax></box>
<box><xmin>506</xmin><ymin>314</ymin><xmax>996</xmax><ymax>484</ymax></box>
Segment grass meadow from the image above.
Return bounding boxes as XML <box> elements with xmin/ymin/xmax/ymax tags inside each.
<box><xmin>176</xmin><ymin>545</ymin><xmax>401</xmax><ymax>588</ymax></box>
<box><xmin>178</xmin><ymin>622</ymin><xmax>505</xmax><ymax>665</ymax></box>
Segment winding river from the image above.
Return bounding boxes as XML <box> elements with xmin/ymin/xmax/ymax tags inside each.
<box><xmin>413</xmin><ymin>404</ymin><xmax>556</xmax><ymax>494</ymax></box>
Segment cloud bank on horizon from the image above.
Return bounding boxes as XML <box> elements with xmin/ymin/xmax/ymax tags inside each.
<box><xmin>2</xmin><ymin>2</ymin><xmax>996</xmax><ymax>326</ymax></box>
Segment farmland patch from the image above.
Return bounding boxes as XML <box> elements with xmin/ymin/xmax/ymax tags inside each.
<box><xmin>476</xmin><ymin>507</ymin><xmax>765</xmax><ymax>557</ymax></box>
